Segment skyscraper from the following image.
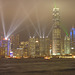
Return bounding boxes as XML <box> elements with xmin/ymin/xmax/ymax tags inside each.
<box><xmin>61</xmin><ymin>38</ymin><xmax>64</xmax><ymax>55</ymax></box>
<box><xmin>0</xmin><ymin>47</ymin><xmax>5</xmax><ymax>58</ymax></box>
<box><xmin>52</xmin><ymin>7</ymin><xmax>61</xmax><ymax>55</ymax></box>
<box><xmin>35</xmin><ymin>38</ymin><xmax>40</xmax><ymax>57</ymax></box>
<box><xmin>70</xmin><ymin>26</ymin><xmax>75</xmax><ymax>55</ymax></box>
<box><xmin>64</xmin><ymin>35</ymin><xmax>70</xmax><ymax>55</ymax></box>
<box><xmin>19</xmin><ymin>41</ymin><xmax>29</xmax><ymax>57</ymax></box>
<box><xmin>39</xmin><ymin>37</ymin><xmax>45</xmax><ymax>57</ymax></box>
<box><xmin>39</xmin><ymin>37</ymin><xmax>50</xmax><ymax>57</ymax></box>
<box><xmin>1</xmin><ymin>38</ymin><xmax>11</xmax><ymax>56</ymax></box>
<box><xmin>10</xmin><ymin>34</ymin><xmax>20</xmax><ymax>49</ymax></box>
<box><xmin>29</xmin><ymin>36</ymin><xmax>35</xmax><ymax>58</ymax></box>
<box><xmin>44</xmin><ymin>37</ymin><xmax>50</xmax><ymax>56</ymax></box>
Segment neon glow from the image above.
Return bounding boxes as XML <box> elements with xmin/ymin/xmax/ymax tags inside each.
<box><xmin>10</xmin><ymin>51</ymin><xmax>13</xmax><ymax>57</ymax></box>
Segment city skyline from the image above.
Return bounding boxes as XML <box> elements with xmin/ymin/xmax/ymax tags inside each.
<box><xmin>0</xmin><ymin>1</ymin><xmax>75</xmax><ymax>75</ymax></box>
<box><xmin>0</xmin><ymin>0</ymin><xmax>75</xmax><ymax>41</ymax></box>
<box><xmin>0</xmin><ymin>5</ymin><xmax>75</xmax><ymax>58</ymax></box>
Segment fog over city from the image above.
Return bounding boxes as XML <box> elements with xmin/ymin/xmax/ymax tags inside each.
<box><xmin>0</xmin><ymin>0</ymin><xmax>75</xmax><ymax>75</ymax></box>
<box><xmin>0</xmin><ymin>0</ymin><xmax>75</xmax><ymax>41</ymax></box>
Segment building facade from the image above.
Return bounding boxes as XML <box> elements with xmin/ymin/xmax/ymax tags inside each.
<box><xmin>13</xmin><ymin>48</ymin><xmax>23</xmax><ymax>58</ymax></box>
<box><xmin>64</xmin><ymin>35</ymin><xmax>70</xmax><ymax>55</ymax></box>
<box><xmin>19</xmin><ymin>41</ymin><xmax>29</xmax><ymax>57</ymax></box>
<box><xmin>10</xmin><ymin>34</ymin><xmax>20</xmax><ymax>49</ymax></box>
<box><xmin>44</xmin><ymin>37</ymin><xmax>50</xmax><ymax>56</ymax></box>
<box><xmin>52</xmin><ymin>7</ymin><xmax>61</xmax><ymax>55</ymax></box>
<box><xmin>35</xmin><ymin>38</ymin><xmax>40</xmax><ymax>57</ymax></box>
<box><xmin>70</xmin><ymin>26</ymin><xmax>75</xmax><ymax>55</ymax></box>
<box><xmin>28</xmin><ymin>36</ymin><xmax>50</xmax><ymax>58</ymax></box>
<box><xmin>39</xmin><ymin>37</ymin><xmax>50</xmax><ymax>57</ymax></box>
<box><xmin>0</xmin><ymin>47</ymin><xmax>5</xmax><ymax>58</ymax></box>
<box><xmin>39</xmin><ymin>37</ymin><xmax>45</xmax><ymax>57</ymax></box>
<box><xmin>1</xmin><ymin>38</ymin><xmax>11</xmax><ymax>56</ymax></box>
<box><xmin>29</xmin><ymin>36</ymin><xmax>35</xmax><ymax>58</ymax></box>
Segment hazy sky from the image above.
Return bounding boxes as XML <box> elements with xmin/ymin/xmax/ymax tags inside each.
<box><xmin>0</xmin><ymin>0</ymin><xmax>75</xmax><ymax>41</ymax></box>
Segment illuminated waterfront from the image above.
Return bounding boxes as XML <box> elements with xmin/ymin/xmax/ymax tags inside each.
<box><xmin>0</xmin><ymin>0</ymin><xmax>75</xmax><ymax>75</ymax></box>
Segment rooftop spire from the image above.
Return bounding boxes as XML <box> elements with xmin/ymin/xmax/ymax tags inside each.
<box><xmin>54</xmin><ymin>3</ymin><xmax>56</xmax><ymax>8</ymax></box>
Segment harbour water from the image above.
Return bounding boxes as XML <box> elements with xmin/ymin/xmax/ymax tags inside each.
<box><xmin>0</xmin><ymin>58</ymin><xmax>75</xmax><ymax>75</ymax></box>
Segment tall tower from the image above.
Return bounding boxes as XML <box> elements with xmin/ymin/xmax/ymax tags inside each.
<box><xmin>35</xmin><ymin>38</ymin><xmax>40</xmax><ymax>57</ymax></box>
<box><xmin>52</xmin><ymin>6</ymin><xmax>61</xmax><ymax>55</ymax></box>
<box><xmin>29</xmin><ymin>36</ymin><xmax>35</xmax><ymax>58</ymax></box>
<box><xmin>44</xmin><ymin>37</ymin><xmax>50</xmax><ymax>56</ymax></box>
<box><xmin>70</xmin><ymin>26</ymin><xmax>75</xmax><ymax>55</ymax></box>
<box><xmin>39</xmin><ymin>37</ymin><xmax>45</xmax><ymax>57</ymax></box>
<box><xmin>2</xmin><ymin>38</ymin><xmax>11</xmax><ymax>56</ymax></box>
<box><xmin>39</xmin><ymin>37</ymin><xmax>50</xmax><ymax>57</ymax></box>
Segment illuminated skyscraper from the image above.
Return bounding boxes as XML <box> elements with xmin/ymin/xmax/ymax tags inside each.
<box><xmin>39</xmin><ymin>37</ymin><xmax>50</xmax><ymax>57</ymax></box>
<box><xmin>0</xmin><ymin>47</ymin><xmax>5</xmax><ymax>58</ymax></box>
<box><xmin>70</xmin><ymin>26</ymin><xmax>75</xmax><ymax>55</ymax></box>
<box><xmin>19</xmin><ymin>41</ymin><xmax>29</xmax><ymax>57</ymax></box>
<box><xmin>0</xmin><ymin>36</ymin><xmax>3</xmax><ymax>47</ymax></box>
<box><xmin>52</xmin><ymin>7</ymin><xmax>61</xmax><ymax>55</ymax></box>
<box><xmin>35</xmin><ymin>38</ymin><xmax>40</xmax><ymax>57</ymax></box>
<box><xmin>39</xmin><ymin>37</ymin><xmax>45</xmax><ymax>57</ymax></box>
<box><xmin>29</xmin><ymin>36</ymin><xmax>35</xmax><ymax>58</ymax></box>
<box><xmin>1</xmin><ymin>38</ymin><xmax>11</xmax><ymax>56</ymax></box>
<box><xmin>50</xmin><ymin>40</ymin><xmax>52</xmax><ymax>55</ymax></box>
<box><xmin>61</xmin><ymin>36</ymin><xmax>64</xmax><ymax>55</ymax></box>
<box><xmin>28</xmin><ymin>36</ymin><xmax>50</xmax><ymax>58</ymax></box>
<box><xmin>10</xmin><ymin>34</ymin><xmax>20</xmax><ymax>49</ymax></box>
<box><xmin>13</xmin><ymin>48</ymin><xmax>23</xmax><ymax>58</ymax></box>
<box><xmin>44</xmin><ymin>37</ymin><xmax>50</xmax><ymax>56</ymax></box>
<box><xmin>64</xmin><ymin>35</ymin><xmax>70</xmax><ymax>54</ymax></box>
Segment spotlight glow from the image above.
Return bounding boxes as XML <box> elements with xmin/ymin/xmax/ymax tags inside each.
<box><xmin>21</xmin><ymin>1</ymin><xmax>40</xmax><ymax>37</ymax></box>
<box><xmin>7</xmin><ymin>5</ymin><xmax>22</xmax><ymax>36</ymax></box>
<box><xmin>47</xmin><ymin>25</ymin><xmax>54</xmax><ymax>36</ymax></box>
<box><xmin>0</xmin><ymin>8</ymin><xmax>6</xmax><ymax>38</ymax></box>
<box><xmin>40</xmin><ymin>36</ymin><xmax>42</xmax><ymax>38</ymax></box>
<box><xmin>23</xmin><ymin>10</ymin><xmax>40</xmax><ymax>37</ymax></box>
<box><xmin>7</xmin><ymin>3</ymin><xmax>40</xmax><ymax>38</ymax></box>
<box><xmin>5</xmin><ymin>37</ymin><xmax>8</xmax><ymax>40</ymax></box>
<box><xmin>35</xmin><ymin>3</ymin><xmax>41</xmax><ymax>36</ymax></box>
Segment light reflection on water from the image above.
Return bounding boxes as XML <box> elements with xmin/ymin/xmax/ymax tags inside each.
<box><xmin>0</xmin><ymin>71</ymin><xmax>74</xmax><ymax>75</ymax></box>
<box><xmin>0</xmin><ymin>58</ymin><xmax>75</xmax><ymax>75</ymax></box>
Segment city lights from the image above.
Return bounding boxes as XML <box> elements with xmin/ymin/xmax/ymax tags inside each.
<box><xmin>0</xmin><ymin>0</ymin><xmax>74</xmax><ymax>59</ymax></box>
<box><xmin>5</xmin><ymin>37</ymin><xmax>8</xmax><ymax>40</ymax></box>
<box><xmin>71</xmin><ymin>47</ymin><xmax>74</xmax><ymax>50</ymax></box>
<box><xmin>0</xmin><ymin>1</ymin><xmax>75</xmax><ymax>75</ymax></box>
<box><xmin>36</xmin><ymin>41</ymin><xmax>38</xmax><ymax>43</ymax></box>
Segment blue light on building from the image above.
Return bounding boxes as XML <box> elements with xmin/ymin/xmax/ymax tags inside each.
<box><xmin>10</xmin><ymin>51</ymin><xmax>13</xmax><ymax>57</ymax></box>
<box><xmin>70</xmin><ymin>26</ymin><xmax>75</xmax><ymax>54</ymax></box>
<box><xmin>2</xmin><ymin>38</ymin><xmax>11</xmax><ymax>56</ymax></box>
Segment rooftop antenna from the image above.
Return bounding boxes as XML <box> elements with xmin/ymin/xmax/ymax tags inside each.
<box><xmin>54</xmin><ymin>2</ymin><xmax>56</xmax><ymax>8</ymax></box>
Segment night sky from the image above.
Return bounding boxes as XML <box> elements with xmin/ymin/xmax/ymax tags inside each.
<box><xmin>0</xmin><ymin>0</ymin><xmax>75</xmax><ymax>41</ymax></box>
